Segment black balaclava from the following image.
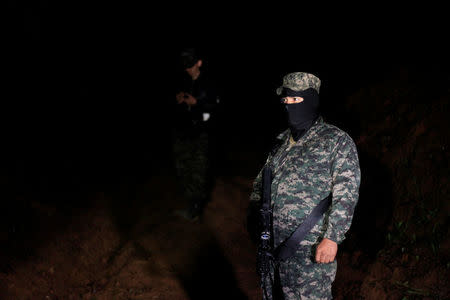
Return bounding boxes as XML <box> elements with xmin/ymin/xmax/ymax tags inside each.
<box><xmin>281</xmin><ymin>87</ymin><xmax>320</xmax><ymax>142</ymax></box>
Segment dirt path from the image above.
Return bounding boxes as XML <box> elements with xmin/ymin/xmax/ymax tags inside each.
<box><xmin>0</xmin><ymin>173</ymin><xmax>262</xmax><ymax>300</ymax></box>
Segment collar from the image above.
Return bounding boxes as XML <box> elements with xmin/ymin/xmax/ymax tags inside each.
<box><xmin>287</xmin><ymin>115</ymin><xmax>323</xmax><ymax>144</ymax></box>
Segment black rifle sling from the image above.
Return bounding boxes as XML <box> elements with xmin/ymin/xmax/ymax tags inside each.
<box><xmin>274</xmin><ymin>193</ymin><xmax>332</xmax><ymax>262</ymax></box>
<box><xmin>260</xmin><ymin>167</ymin><xmax>273</xmax><ymax>244</ymax></box>
<box><xmin>261</xmin><ymin>167</ymin><xmax>272</xmax><ymax>212</ymax></box>
<box><xmin>258</xmin><ymin>166</ymin><xmax>273</xmax><ymax>296</ymax></box>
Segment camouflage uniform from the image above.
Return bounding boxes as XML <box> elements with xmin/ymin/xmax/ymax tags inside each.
<box><xmin>250</xmin><ymin>73</ymin><xmax>361</xmax><ymax>300</ymax></box>
<box><xmin>172</xmin><ymin>131</ymin><xmax>209</xmax><ymax>205</ymax></box>
<box><xmin>171</xmin><ymin>58</ymin><xmax>219</xmax><ymax>218</ymax></box>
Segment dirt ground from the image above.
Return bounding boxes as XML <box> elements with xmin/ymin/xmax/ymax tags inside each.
<box><xmin>0</xmin><ymin>170</ymin><xmax>263</xmax><ymax>299</ymax></box>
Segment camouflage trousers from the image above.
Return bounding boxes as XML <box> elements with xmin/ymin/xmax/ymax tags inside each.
<box><xmin>262</xmin><ymin>255</ymin><xmax>337</xmax><ymax>300</ymax></box>
<box><xmin>172</xmin><ymin>132</ymin><xmax>210</xmax><ymax>209</ymax></box>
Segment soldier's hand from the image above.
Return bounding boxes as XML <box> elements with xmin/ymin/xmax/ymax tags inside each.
<box><xmin>176</xmin><ymin>92</ymin><xmax>186</xmax><ymax>104</ymax></box>
<box><xmin>315</xmin><ymin>238</ymin><xmax>337</xmax><ymax>264</ymax></box>
<box><xmin>183</xmin><ymin>93</ymin><xmax>197</xmax><ymax>106</ymax></box>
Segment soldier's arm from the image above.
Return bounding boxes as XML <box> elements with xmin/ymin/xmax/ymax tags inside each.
<box><xmin>323</xmin><ymin>134</ymin><xmax>361</xmax><ymax>244</ymax></box>
<box><xmin>246</xmin><ymin>167</ymin><xmax>264</xmax><ymax>243</ymax></box>
<box><xmin>247</xmin><ymin>148</ymin><xmax>276</xmax><ymax>242</ymax></box>
<box><xmin>247</xmin><ymin>133</ymin><xmax>285</xmax><ymax>242</ymax></box>
<box><xmin>250</xmin><ymin>168</ymin><xmax>264</xmax><ymax>203</ymax></box>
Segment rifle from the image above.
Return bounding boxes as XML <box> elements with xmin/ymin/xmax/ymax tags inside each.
<box><xmin>257</xmin><ymin>167</ymin><xmax>274</xmax><ymax>295</ymax></box>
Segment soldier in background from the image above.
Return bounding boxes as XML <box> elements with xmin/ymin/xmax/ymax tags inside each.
<box><xmin>249</xmin><ymin>72</ymin><xmax>361</xmax><ymax>299</ymax></box>
<box><xmin>171</xmin><ymin>48</ymin><xmax>220</xmax><ymax>221</ymax></box>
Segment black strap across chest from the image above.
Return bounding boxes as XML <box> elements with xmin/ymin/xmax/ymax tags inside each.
<box><xmin>273</xmin><ymin>193</ymin><xmax>332</xmax><ymax>262</ymax></box>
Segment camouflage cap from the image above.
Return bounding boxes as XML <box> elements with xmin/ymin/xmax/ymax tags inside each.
<box><xmin>276</xmin><ymin>72</ymin><xmax>321</xmax><ymax>95</ymax></box>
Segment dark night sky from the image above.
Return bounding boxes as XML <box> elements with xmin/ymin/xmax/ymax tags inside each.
<box><xmin>5</xmin><ymin>2</ymin><xmax>449</xmax><ymax>169</ymax></box>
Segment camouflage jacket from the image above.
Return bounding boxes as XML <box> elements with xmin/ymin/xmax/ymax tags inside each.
<box><xmin>250</xmin><ymin>116</ymin><xmax>361</xmax><ymax>252</ymax></box>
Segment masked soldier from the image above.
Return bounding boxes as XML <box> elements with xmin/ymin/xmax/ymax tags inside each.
<box><xmin>249</xmin><ymin>72</ymin><xmax>361</xmax><ymax>299</ymax></box>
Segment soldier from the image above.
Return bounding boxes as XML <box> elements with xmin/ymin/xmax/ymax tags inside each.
<box><xmin>171</xmin><ymin>48</ymin><xmax>220</xmax><ymax>221</ymax></box>
<box><xmin>249</xmin><ymin>72</ymin><xmax>361</xmax><ymax>299</ymax></box>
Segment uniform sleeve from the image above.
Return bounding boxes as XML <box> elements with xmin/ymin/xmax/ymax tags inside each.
<box><xmin>247</xmin><ymin>136</ymin><xmax>284</xmax><ymax>241</ymax></box>
<box><xmin>246</xmin><ymin>164</ymin><xmax>266</xmax><ymax>243</ymax></box>
<box><xmin>249</xmin><ymin>134</ymin><xmax>283</xmax><ymax>203</ymax></box>
<box><xmin>249</xmin><ymin>144</ymin><xmax>279</xmax><ymax>203</ymax></box>
<box><xmin>249</xmin><ymin>167</ymin><xmax>264</xmax><ymax>202</ymax></box>
<box><xmin>324</xmin><ymin>134</ymin><xmax>361</xmax><ymax>244</ymax></box>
